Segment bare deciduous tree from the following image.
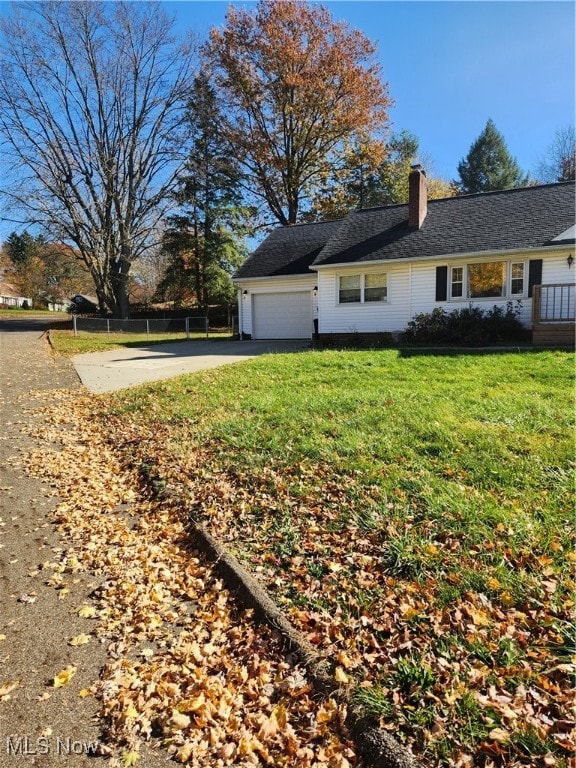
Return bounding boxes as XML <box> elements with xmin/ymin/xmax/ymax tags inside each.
<box><xmin>0</xmin><ymin>1</ymin><xmax>196</xmax><ymax>317</ymax></box>
<box><xmin>536</xmin><ymin>126</ymin><xmax>575</xmax><ymax>184</ymax></box>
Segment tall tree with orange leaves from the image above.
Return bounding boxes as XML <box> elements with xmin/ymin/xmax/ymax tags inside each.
<box><xmin>206</xmin><ymin>0</ymin><xmax>391</xmax><ymax>225</ymax></box>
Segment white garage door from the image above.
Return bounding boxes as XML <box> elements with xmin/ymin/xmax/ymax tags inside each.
<box><xmin>252</xmin><ymin>292</ymin><xmax>312</xmax><ymax>339</ymax></box>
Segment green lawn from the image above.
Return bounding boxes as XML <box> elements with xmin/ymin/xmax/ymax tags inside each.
<box><xmin>0</xmin><ymin>308</ymin><xmax>58</xmax><ymax>317</ymax></box>
<box><xmin>49</xmin><ymin>328</ymin><xmax>232</xmax><ymax>356</ymax></box>
<box><xmin>103</xmin><ymin>348</ymin><xmax>575</xmax><ymax>767</ymax></box>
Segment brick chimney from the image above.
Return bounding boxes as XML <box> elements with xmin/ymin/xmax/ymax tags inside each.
<box><xmin>408</xmin><ymin>164</ymin><xmax>427</xmax><ymax>229</ymax></box>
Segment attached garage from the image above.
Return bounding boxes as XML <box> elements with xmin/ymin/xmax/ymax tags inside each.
<box><xmin>234</xmin><ymin>218</ymin><xmax>339</xmax><ymax>340</ymax></box>
<box><xmin>252</xmin><ymin>291</ymin><xmax>313</xmax><ymax>339</ymax></box>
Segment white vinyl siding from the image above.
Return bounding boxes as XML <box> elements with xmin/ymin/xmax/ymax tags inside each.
<box><xmin>240</xmin><ymin>249</ymin><xmax>570</xmax><ymax>339</ymax></box>
<box><xmin>415</xmin><ymin>262</ymin><xmax>533</xmax><ymax>325</ymax></box>
<box><xmin>540</xmin><ymin>254</ymin><xmax>571</xmax><ymax>285</ymax></box>
<box><xmin>412</xmin><ymin>254</ymin><xmax>562</xmax><ymax>329</ymax></box>
<box><xmin>317</xmin><ymin>265</ymin><xmax>408</xmax><ymax>334</ymax></box>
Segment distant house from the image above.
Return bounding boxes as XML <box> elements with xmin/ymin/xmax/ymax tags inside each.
<box><xmin>69</xmin><ymin>294</ymin><xmax>99</xmax><ymax>313</ymax></box>
<box><xmin>0</xmin><ymin>282</ymin><xmax>32</xmax><ymax>308</ymax></box>
<box><xmin>46</xmin><ymin>299</ymin><xmax>71</xmax><ymax>312</ymax></box>
<box><xmin>234</xmin><ymin>168</ymin><xmax>575</xmax><ymax>345</ymax></box>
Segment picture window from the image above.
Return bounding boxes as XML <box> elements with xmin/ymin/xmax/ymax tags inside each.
<box><xmin>448</xmin><ymin>261</ymin><xmax>526</xmax><ymax>300</ymax></box>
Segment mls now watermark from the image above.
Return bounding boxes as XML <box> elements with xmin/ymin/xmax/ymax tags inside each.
<box><xmin>6</xmin><ymin>736</ymin><xmax>99</xmax><ymax>756</ymax></box>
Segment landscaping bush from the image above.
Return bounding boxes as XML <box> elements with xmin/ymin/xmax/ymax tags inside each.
<box><xmin>403</xmin><ymin>301</ymin><xmax>526</xmax><ymax>345</ymax></box>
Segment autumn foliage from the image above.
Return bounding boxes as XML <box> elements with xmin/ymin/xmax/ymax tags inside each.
<box><xmin>206</xmin><ymin>0</ymin><xmax>391</xmax><ymax>224</ymax></box>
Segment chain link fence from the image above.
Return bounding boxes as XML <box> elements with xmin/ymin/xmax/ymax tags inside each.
<box><xmin>72</xmin><ymin>316</ymin><xmax>209</xmax><ymax>338</ymax></box>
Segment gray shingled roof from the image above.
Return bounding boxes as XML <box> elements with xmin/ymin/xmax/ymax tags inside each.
<box><xmin>234</xmin><ymin>218</ymin><xmax>342</xmax><ymax>279</ymax></box>
<box><xmin>235</xmin><ymin>182</ymin><xmax>575</xmax><ymax>278</ymax></box>
<box><xmin>314</xmin><ymin>182</ymin><xmax>575</xmax><ymax>267</ymax></box>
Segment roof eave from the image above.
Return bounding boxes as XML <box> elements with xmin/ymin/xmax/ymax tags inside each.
<box><xmin>233</xmin><ymin>273</ymin><xmax>316</xmax><ymax>284</ymax></box>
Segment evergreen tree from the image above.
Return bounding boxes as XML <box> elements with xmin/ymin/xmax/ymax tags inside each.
<box><xmin>364</xmin><ymin>131</ymin><xmax>420</xmax><ymax>206</ymax></box>
<box><xmin>457</xmin><ymin>119</ymin><xmax>528</xmax><ymax>194</ymax></box>
<box><xmin>5</xmin><ymin>230</ymin><xmax>43</xmax><ymax>266</ymax></box>
<box><xmin>158</xmin><ymin>73</ymin><xmax>251</xmax><ymax>314</ymax></box>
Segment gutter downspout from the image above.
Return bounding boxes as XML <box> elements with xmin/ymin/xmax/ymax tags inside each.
<box><xmin>408</xmin><ymin>262</ymin><xmax>413</xmax><ymax>324</ymax></box>
<box><xmin>237</xmin><ymin>288</ymin><xmax>243</xmax><ymax>341</ymax></box>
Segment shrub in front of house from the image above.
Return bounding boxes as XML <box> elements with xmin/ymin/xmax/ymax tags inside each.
<box><xmin>315</xmin><ymin>331</ymin><xmax>396</xmax><ymax>349</ymax></box>
<box><xmin>403</xmin><ymin>302</ymin><xmax>526</xmax><ymax>345</ymax></box>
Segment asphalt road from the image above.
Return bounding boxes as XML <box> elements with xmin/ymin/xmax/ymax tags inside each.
<box><xmin>0</xmin><ymin>318</ymin><xmax>106</xmax><ymax>766</ymax></box>
<box><xmin>0</xmin><ymin>316</ymin><xmax>193</xmax><ymax>766</ymax></box>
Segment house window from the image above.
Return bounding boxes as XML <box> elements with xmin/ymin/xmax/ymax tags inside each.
<box><xmin>510</xmin><ymin>262</ymin><xmax>525</xmax><ymax>295</ymax></box>
<box><xmin>338</xmin><ymin>273</ymin><xmax>388</xmax><ymax>304</ymax></box>
<box><xmin>339</xmin><ymin>275</ymin><xmax>361</xmax><ymax>303</ymax></box>
<box><xmin>446</xmin><ymin>260</ymin><xmax>527</xmax><ymax>301</ymax></box>
<box><xmin>451</xmin><ymin>266</ymin><xmax>463</xmax><ymax>298</ymax></box>
<box><xmin>468</xmin><ymin>262</ymin><xmax>505</xmax><ymax>298</ymax></box>
<box><xmin>364</xmin><ymin>273</ymin><xmax>387</xmax><ymax>302</ymax></box>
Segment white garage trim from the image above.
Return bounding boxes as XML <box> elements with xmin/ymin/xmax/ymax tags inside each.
<box><xmin>252</xmin><ymin>291</ymin><xmax>313</xmax><ymax>339</ymax></box>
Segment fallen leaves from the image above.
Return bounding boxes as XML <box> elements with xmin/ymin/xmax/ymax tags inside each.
<box><xmin>53</xmin><ymin>666</ymin><xmax>77</xmax><ymax>688</ymax></box>
<box><xmin>69</xmin><ymin>633</ymin><xmax>91</xmax><ymax>646</ymax></box>
<box><xmin>78</xmin><ymin>389</ymin><xmax>575</xmax><ymax>768</ymax></box>
<box><xmin>18</xmin><ymin>593</ymin><xmax>37</xmax><ymax>604</ymax></box>
<box><xmin>121</xmin><ymin>750</ymin><xmax>140</xmax><ymax>766</ymax></box>
<box><xmin>0</xmin><ymin>680</ymin><xmax>22</xmax><ymax>699</ymax></box>
<box><xmin>13</xmin><ymin>391</ymin><xmax>359</xmax><ymax>767</ymax></box>
<box><xmin>334</xmin><ymin>667</ymin><xmax>350</xmax><ymax>684</ymax></box>
<box><xmin>14</xmin><ymin>359</ymin><xmax>575</xmax><ymax>768</ymax></box>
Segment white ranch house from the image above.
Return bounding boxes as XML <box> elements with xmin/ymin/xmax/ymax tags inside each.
<box><xmin>234</xmin><ymin>168</ymin><xmax>575</xmax><ymax>346</ymax></box>
<box><xmin>0</xmin><ymin>283</ymin><xmax>32</xmax><ymax>308</ymax></box>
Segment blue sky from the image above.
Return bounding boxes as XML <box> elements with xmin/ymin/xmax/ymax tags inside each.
<box><xmin>166</xmin><ymin>0</ymin><xmax>575</xmax><ymax>181</ymax></box>
<box><xmin>0</xmin><ymin>1</ymin><xmax>573</xmax><ymax>243</ymax></box>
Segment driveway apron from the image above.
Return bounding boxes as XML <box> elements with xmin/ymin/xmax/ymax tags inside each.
<box><xmin>72</xmin><ymin>339</ymin><xmax>307</xmax><ymax>393</ymax></box>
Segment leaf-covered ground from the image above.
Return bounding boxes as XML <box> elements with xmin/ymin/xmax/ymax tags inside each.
<box><xmin>13</xmin><ymin>389</ymin><xmax>360</xmax><ymax>767</ymax></box>
<box><xmin>99</xmin><ymin>348</ymin><xmax>575</xmax><ymax>768</ymax></box>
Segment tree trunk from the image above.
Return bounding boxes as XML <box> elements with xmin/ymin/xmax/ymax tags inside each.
<box><xmin>110</xmin><ymin>257</ymin><xmax>131</xmax><ymax>319</ymax></box>
<box><xmin>0</xmin><ymin>2</ymin><xmax>196</xmax><ymax>318</ymax></box>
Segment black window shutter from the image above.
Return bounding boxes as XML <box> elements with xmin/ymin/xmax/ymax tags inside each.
<box><xmin>435</xmin><ymin>266</ymin><xmax>448</xmax><ymax>302</ymax></box>
<box><xmin>528</xmin><ymin>259</ymin><xmax>543</xmax><ymax>298</ymax></box>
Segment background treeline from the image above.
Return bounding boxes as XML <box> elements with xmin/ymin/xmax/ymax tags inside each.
<box><xmin>0</xmin><ymin>1</ymin><xmax>573</xmax><ymax>318</ymax></box>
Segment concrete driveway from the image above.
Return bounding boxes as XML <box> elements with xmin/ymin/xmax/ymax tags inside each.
<box><xmin>72</xmin><ymin>339</ymin><xmax>308</xmax><ymax>393</ymax></box>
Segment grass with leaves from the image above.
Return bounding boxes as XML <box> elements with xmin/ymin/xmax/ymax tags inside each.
<box><xmin>100</xmin><ymin>348</ymin><xmax>574</xmax><ymax>767</ymax></box>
